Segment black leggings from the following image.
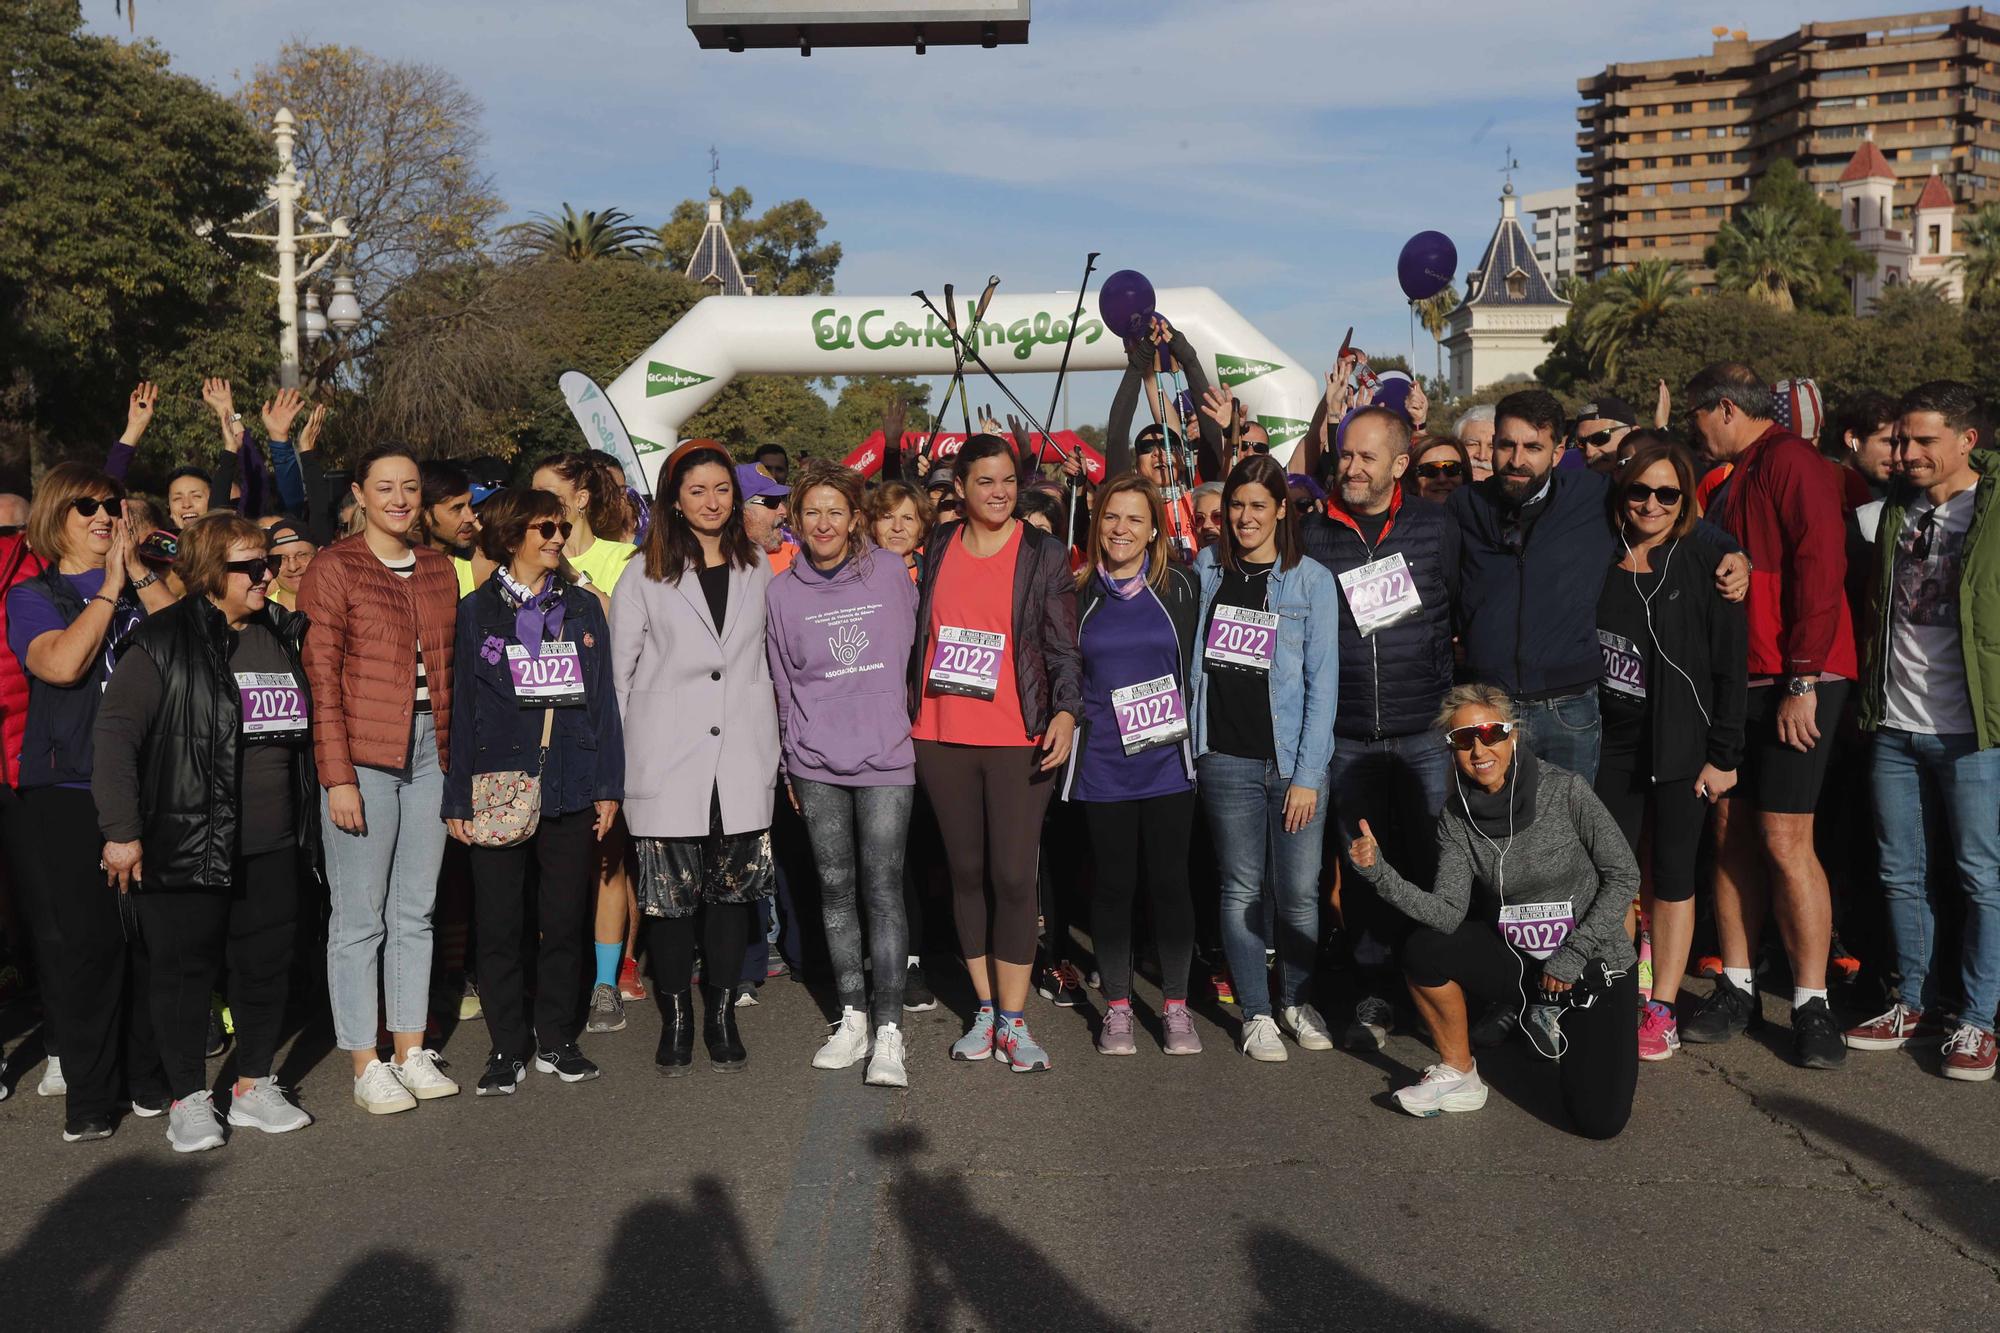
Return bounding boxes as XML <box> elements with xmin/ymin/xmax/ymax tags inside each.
<box><xmin>1081</xmin><ymin>791</ymin><xmax>1197</xmax><ymax>1001</ymax></box>
<box><xmin>470</xmin><ymin>808</ymin><xmax>596</xmax><ymax>1059</ymax></box>
<box><xmin>647</xmin><ymin>902</ymin><xmax>754</xmax><ymax>997</ymax></box>
<box><xmin>1405</xmin><ymin>920</ymin><xmax>1638</xmax><ymax>1141</ymax></box>
<box><xmin>133</xmin><ymin>849</ymin><xmax>300</xmax><ymax>1099</ymax></box>
<box><xmin>1594</xmin><ymin>737</ymin><xmax>1707</xmax><ymax>903</ymax></box>
<box><xmin>913</xmin><ymin>741</ymin><xmax>1056</xmax><ymax>966</ymax></box>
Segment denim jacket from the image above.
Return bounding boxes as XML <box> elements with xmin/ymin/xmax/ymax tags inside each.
<box><xmin>442</xmin><ymin>578</ymin><xmax>625</xmax><ymax>821</ymax></box>
<box><xmin>1189</xmin><ymin>545</ymin><xmax>1341</xmax><ymax>787</ymax></box>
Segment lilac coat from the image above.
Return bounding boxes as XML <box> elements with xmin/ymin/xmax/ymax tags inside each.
<box><xmin>611</xmin><ymin>551</ymin><xmax>778</xmax><ymax>838</ymax></box>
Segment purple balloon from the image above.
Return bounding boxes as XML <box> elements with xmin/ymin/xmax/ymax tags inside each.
<box><xmin>1397</xmin><ymin>231</ymin><xmax>1458</xmax><ymax>302</ymax></box>
<box><xmin>1097</xmin><ymin>269</ymin><xmax>1156</xmax><ymax>341</ymax></box>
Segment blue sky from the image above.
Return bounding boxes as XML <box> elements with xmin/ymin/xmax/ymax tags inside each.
<box><xmin>89</xmin><ymin>0</ymin><xmax>1888</xmax><ymax>429</ymax></box>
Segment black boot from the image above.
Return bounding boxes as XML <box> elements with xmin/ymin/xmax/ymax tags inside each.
<box><xmin>655</xmin><ymin>990</ymin><xmax>695</xmax><ymax>1076</ymax></box>
<box><xmin>703</xmin><ymin>985</ymin><xmax>746</xmax><ymax>1071</ymax></box>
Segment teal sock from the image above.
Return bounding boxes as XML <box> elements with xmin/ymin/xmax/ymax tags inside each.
<box><xmin>594</xmin><ymin>942</ymin><xmax>622</xmax><ymax>989</ymax></box>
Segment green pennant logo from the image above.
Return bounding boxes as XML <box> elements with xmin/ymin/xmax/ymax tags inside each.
<box><xmin>645</xmin><ymin>361</ymin><xmax>713</xmax><ymax>397</ymax></box>
<box><xmin>1217</xmin><ymin>354</ymin><xmax>1284</xmax><ymax>388</ymax></box>
<box><xmin>627</xmin><ymin>433</ymin><xmax>665</xmax><ymax>456</ymax></box>
<box><xmin>1258</xmin><ymin>415</ymin><xmax>1309</xmax><ymax>447</ymax></box>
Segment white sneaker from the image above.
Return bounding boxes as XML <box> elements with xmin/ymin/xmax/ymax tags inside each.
<box><xmin>1281</xmin><ymin>1003</ymin><xmax>1334</xmax><ymax>1051</ymax></box>
<box><xmin>354</xmin><ymin>1060</ymin><xmax>417</xmax><ymax>1115</ymax></box>
<box><xmin>393</xmin><ymin>1048</ymin><xmax>459</xmax><ymax>1100</ymax></box>
<box><xmin>865</xmin><ymin>1025</ymin><xmax>909</xmax><ymax>1088</ymax></box>
<box><xmin>167</xmin><ymin>1091</ymin><xmax>226</xmax><ymax>1154</ymax></box>
<box><xmin>1240</xmin><ymin>1014</ymin><xmax>1289</xmax><ymax>1062</ymax></box>
<box><xmin>1393</xmin><ymin>1063</ymin><xmax>1489</xmax><ymax>1118</ymax></box>
<box><xmin>227</xmin><ymin>1077</ymin><xmax>313</xmax><ymax>1134</ymax></box>
<box><xmin>812</xmin><ymin>1008</ymin><xmax>872</xmax><ymax>1070</ymax></box>
<box><xmin>37</xmin><ymin>1056</ymin><xmax>65</xmax><ymax>1097</ymax></box>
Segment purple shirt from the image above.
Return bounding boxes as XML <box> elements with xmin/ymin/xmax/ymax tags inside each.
<box><xmin>1073</xmin><ymin>579</ymin><xmax>1194</xmax><ymax>803</ymax></box>
<box><xmin>7</xmin><ymin>568</ymin><xmax>140</xmax><ymax>789</ymax></box>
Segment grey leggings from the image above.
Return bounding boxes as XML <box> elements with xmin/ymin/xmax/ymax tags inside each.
<box><xmin>793</xmin><ymin>777</ymin><xmax>914</xmax><ymax>1028</ymax></box>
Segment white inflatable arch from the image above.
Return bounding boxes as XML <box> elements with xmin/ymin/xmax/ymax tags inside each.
<box><xmin>603</xmin><ymin>287</ymin><xmax>1321</xmax><ymax>490</ymax></box>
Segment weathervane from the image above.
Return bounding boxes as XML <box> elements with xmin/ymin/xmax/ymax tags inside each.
<box><xmin>1499</xmin><ymin>144</ymin><xmax>1520</xmax><ymax>189</ymax></box>
<box><xmin>709</xmin><ymin>146</ymin><xmax>721</xmax><ymax>192</ymax></box>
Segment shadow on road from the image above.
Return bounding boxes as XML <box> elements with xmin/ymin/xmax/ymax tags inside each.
<box><xmin>289</xmin><ymin>1249</ymin><xmax>458</xmax><ymax>1332</ymax></box>
<box><xmin>1244</xmin><ymin>1226</ymin><xmax>1499</xmax><ymax>1331</ymax></box>
<box><xmin>567</xmin><ymin>1176</ymin><xmax>782</xmax><ymax>1330</ymax></box>
<box><xmin>0</xmin><ymin>1158</ymin><xmax>203</xmax><ymax>1328</ymax></box>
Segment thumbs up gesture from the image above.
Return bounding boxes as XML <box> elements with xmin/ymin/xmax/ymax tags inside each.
<box><xmin>1349</xmin><ymin>819</ymin><xmax>1379</xmax><ymax>871</ymax></box>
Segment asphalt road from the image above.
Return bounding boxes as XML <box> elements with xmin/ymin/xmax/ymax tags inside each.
<box><xmin>1</xmin><ymin>970</ymin><xmax>1995</xmax><ymax>1332</ymax></box>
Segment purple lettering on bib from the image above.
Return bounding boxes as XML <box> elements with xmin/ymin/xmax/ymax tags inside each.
<box><xmin>1110</xmin><ymin>674</ymin><xmax>1189</xmax><ymax>755</ymax></box>
<box><xmin>236</xmin><ymin>671</ymin><xmax>307</xmax><ymax>737</ymax></box>
<box><xmin>1205</xmin><ymin>605</ymin><xmax>1277</xmax><ymax>671</ymax></box>
<box><xmin>928</xmin><ymin>626</ymin><xmax>1004</xmax><ymax>700</ymax></box>
<box><xmin>507</xmin><ymin>641</ymin><xmax>584</xmax><ymax>703</ymax></box>
<box><xmin>1598</xmin><ymin>629</ymin><xmax>1646</xmax><ymax>700</ymax></box>
<box><xmin>1337</xmin><ymin>552</ymin><xmax>1423</xmax><ymax>638</ymax></box>
<box><xmin>1499</xmin><ymin>901</ymin><xmax>1575</xmax><ymax>960</ymax></box>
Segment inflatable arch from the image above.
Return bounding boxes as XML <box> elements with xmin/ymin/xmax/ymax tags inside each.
<box><xmin>602</xmin><ymin>287</ymin><xmax>1321</xmax><ymax>490</ymax></box>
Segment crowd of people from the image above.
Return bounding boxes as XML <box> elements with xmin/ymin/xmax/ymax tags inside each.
<box><xmin>0</xmin><ymin>327</ymin><xmax>1991</xmax><ymax>1153</ymax></box>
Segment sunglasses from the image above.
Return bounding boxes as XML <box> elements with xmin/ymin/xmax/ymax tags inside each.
<box><xmin>71</xmin><ymin>496</ymin><xmax>123</xmax><ymax>519</ymax></box>
<box><xmin>1625</xmin><ymin>484</ymin><xmax>1684</xmax><ymax>508</ymax></box>
<box><xmin>1445</xmin><ymin>721</ymin><xmax>1516</xmax><ymax>750</ymax></box>
<box><xmin>527</xmin><ymin>520</ymin><xmax>575</xmax><ymax>542</ymax></box>
<box><xmin>746</xmin><ymin>495</ymin><xmax>785</xmax><ymax>510</ymax></box>
<box><xmin>1575</xmin><ymin>428</ymin><xmax>1621</xmax><ymax>448</ymax></box>
<box><xmin>224</xmin><ymin>556</ymin><xmax>282</xmax><ymax>580</ymax></box>
<box><xmin>1416</xmin><ymin>461</ymin><xmax>1464</xmax><ymax>480</ymax></box>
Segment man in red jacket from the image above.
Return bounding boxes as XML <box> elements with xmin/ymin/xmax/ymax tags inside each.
<box><xmin>1680</xmin><ymin>363</ymin><xmax>1857</xmax><ymax>1070</ymax></box>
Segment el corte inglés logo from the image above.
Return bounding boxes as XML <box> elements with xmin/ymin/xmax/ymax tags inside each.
<box><xmin>646</xmin><ymin>361</ymin><xmax>714</xmax><ymax>397</ymax></box>
<box><xmin>1217</xmin><ymin>354</ymin><xmax>1284</xmax><ymax>388</ymax></box>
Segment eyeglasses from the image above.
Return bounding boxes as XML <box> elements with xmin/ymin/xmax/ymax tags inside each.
<box><xmin>746</xmin><ymin>495</ymin><xmax>785</xmax><ymax>509</ymax></box>
<box><xmin>70</xmin><ymin>497</ymin><xmax>123</xmax><ymax>519</ymax></box>
<box><xmin>1624</xmin><ymin>484</ymin><xmax>1684</xmax><ymax>508</ymax></box>
<box><xmin>1575</xmin><ymin>428</ymin><xmax>1621</xmax><ymax>448</ymax></box>
<box><xmin>1416</xmin><ymin>461</ymin><xmax>1464</xmax><ymax>480</ymax></box>
<box><xmin>1445</xmin><ymin>721</ymin><xmax>1516</xmax><ymax>750</ymax></box>
<box><xmin>224</xmin><ymin>556</ymin><xmax>282</xmax><ymax>580</ymax></box>
<box><xmin>527</xmin><ymin>520</ymin><xmax>575</xmax><ymax>542</ymax></box>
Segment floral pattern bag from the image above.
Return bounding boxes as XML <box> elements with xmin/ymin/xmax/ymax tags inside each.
<box><xmin>468</xmin><ymin>708</ymin><xmax>555</xmax><ymax>848</ymax></box>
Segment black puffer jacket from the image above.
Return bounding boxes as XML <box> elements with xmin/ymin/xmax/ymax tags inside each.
<box><xmin>1300</xmin><ymin>490</ymin><xmax>1458</xmax><ymax>740</ymax></box>
<box><xmin>909</xmin><ymin>520</ymin><xmax>1082</xmax><ymax>735</ymax></box>
<box><xmin>97</xmin><ymin>597</ymin><xmax>317</xmax><ymax>888</ymax></box>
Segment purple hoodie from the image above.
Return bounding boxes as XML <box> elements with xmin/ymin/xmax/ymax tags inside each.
<box><xmin>765</xmin><ymin>544</ymin><xmax>920</xmax><ymax>786</ymax></box>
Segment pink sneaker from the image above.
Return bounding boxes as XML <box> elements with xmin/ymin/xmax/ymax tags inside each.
<box><xmin>1638</xmin><ymin>1001</ymin><xmax>1679</xmax><ymax>1062</ymax></box>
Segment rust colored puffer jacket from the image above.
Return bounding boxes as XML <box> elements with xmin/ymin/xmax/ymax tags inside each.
<box><xmin>298</xmin><ymin>535</ymin><xmax>459</xmax><ymax>787</ymax></box>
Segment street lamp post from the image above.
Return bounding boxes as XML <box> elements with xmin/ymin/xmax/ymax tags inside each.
<box><xmin>228</xmin><ymin>108</ymin><xmax>352</xmax><ymax>389</ymax></box>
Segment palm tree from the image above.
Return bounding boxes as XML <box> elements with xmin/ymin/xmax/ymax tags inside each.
<box><xmin>1413</xmin><ymin>285</ymin><xmax>1459</xmax><ymax>382</ymax></box>
<box><xmin>1712</xmin><ymin>205</ymin><xmax>1817</xmax><ymax>311</ymax></box>
<box><xmin>505</xmin><ymin>204</ymin><xmax>657</xmax><ymax>262</ymax></box>
<box><xmin>1953</xmin><ymin>203</ymin><xmax>2000</xmax><ymax>310</ymax></box>
<box><xmin>1580</xmin><ymin>259</ymin><xmax>1690</xmax><ymax>378</ymax></box>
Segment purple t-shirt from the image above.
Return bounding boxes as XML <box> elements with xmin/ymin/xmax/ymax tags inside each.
<box><xmin>7</xmin><ymin>569</ymin><xmax>141</xmax><ymax>788</ymax></box>
<box><xmin>1073</xmin><ymin>581</ymin><xmax>1194</xmax><ymax>803</ymax></box>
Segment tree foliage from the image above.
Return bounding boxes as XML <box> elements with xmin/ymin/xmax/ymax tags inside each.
<box><xmin>1712</xmin><ymin>205</ymin><xmax>1818</xmax><ymax>311</ymax></box>
<box><xmin>1954</xmin><ymin>203</ymin><xmax>2000</xmax><ymax>311</ymax></box>
<box><xmin>0</xmin><ymin>1</ymin><xmax>274</xmax><ymax>470</ymax></box>
<box><xmin>655</xmin><ymin>187</ymin><xmax>841</xmax><ymax>296</ymax></box>
<box><xmin>1702</xmin><ymin>160</ymin><xmax>1867</xmax><ymax>316</ymax></box>
<box><xmin>504</xmin><ymin>205</ymin><xmax>657</xmax><ymax>263</ymax></box>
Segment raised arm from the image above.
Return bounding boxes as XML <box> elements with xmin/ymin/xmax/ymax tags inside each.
<box><xmin>106</xmin><ymin>382</ymin><xmax>158</xmax><ymax>483</ymax></box>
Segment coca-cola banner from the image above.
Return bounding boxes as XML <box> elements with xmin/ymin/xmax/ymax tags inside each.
<box><xmin>842</xmin><ymin>431</ymin><xmax>1106</xmax><ymax>482</ymax></box>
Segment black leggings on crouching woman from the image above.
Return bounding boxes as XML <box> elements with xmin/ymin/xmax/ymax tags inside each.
<box><xmin>1405</xmin><ymin>919</ymin><xmax>1638</xmax><ymax>1140</ymax></box>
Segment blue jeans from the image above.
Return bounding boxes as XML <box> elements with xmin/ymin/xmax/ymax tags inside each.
<box><xmin>322</xmin><ymin>715</ymin><xmax>448</xmax><ymax>1051</ymax></box>
<box><xmin>1871</xmin><ymin>728</ymin><xmax>2000</xmax><ymax>1033</ymax></box>
<box><xmin>1198</xmin><ymin>752</ymin><xmax>1326</xmax><ymax>1019</ymax></box>
<box><xmin>1514</xmin><ymin>688</ymin><xmax>1601</xmax><ymax>783</ymax></box>
<box><xmin>1328</xmin><ymin>730</ymin><xmax>1453</xmax><ymax>968</ymax></box>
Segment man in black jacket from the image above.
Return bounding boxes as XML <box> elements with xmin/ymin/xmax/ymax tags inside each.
<box><xmin>1301</xmin><ymin>407</ymin><xmax>1459</xmax><ymax>1050</ymax></box>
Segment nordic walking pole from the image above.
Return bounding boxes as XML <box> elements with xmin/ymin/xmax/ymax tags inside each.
<box><xmin>911</xmin><ymin>289</ymin><xmax>1064</xmax><ymax>456</ymax></box>
<box><xmin>918</xmin><ymin>283</ymin><xmax>970</xmax><ymax>470</ymax></box>
<box><xmin>959</xmin><ymin>278</ymin><xmax>999</xmax><ymax>436</ymax></box>
<box><xmin>1040</xmin><ymin>252</ymin><xmax>1100</xmax><ymax>469</ymax></box>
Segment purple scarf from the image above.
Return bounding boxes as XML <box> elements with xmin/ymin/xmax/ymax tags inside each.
<box><xmin>1097</xmin><ymin>554</ymin><xmax>1149</xmax><ymax>601</ymax></box>
<box><xmin>496</xmin><ymin>566</ymin><xmax>566</xmax><ymax>658</ymax></box>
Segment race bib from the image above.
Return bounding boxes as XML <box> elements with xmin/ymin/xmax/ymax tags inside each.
<box><xmin>1598</xmin><ymin>629</ymin><xmax>1646</xmax><ymax>700</ymax></box>
<box><xmin>1205</xmin><ymin>605</ymin><xmax>1278</xmax><ymax>672</ymax></box>
<box><xmin>928</xmin><ymin>626</ymin><xmax>1004</xmax><ymax>700</ymax></box>
<box><xmin>1109</xmin><ymin>673</ymin><xmax>1189</xmax><ymax>756</ymax></box>
<box><xmin>1337</xmin><ymin>553</ymin><xmax>1423</xmax><ymax>638</ymax></box>
<box><xmin>1499</xmin><ymin>900</ymin><xmax>1574</xmax><ymax>960</ymax></box>
<box><xmin>507</xmin><ymin>641</ymin><xmax>584</xmax><ymax>704</ymax></box>
<box><xmin>236</xmin><ymin>671</ymin><xmax>307</xmax><ymax>737</ymax></box>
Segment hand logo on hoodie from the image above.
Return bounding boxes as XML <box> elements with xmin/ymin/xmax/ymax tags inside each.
<box><xmin>829</xmin><ymin>622</ymin><xmax>869</xmax><ymax>668</ymax></box>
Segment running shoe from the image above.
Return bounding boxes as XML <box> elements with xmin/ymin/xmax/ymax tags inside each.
<box><xmin>1239</xmin><ymin>1014</ymin><xmax>1288</xmax><ymax>1062</ymax></box>
<box><xmin>950</xmin><ymin>1009</ymin><xmax>996</xmax><ymax>1061</ymax></box>
<box><xmin>1695</xmin><ymin>955</ymin><xmax>1723</xmax><ymax>980</ymax></box>
<box><xmin>1790</xmin><ymin>997</ymin><xmax>1847</xmax><ymax>1070</ymax></box>
<box><xmin>1844</xmin><ymin>1002</ymin><xmax>1937</xmax><ymax>1050</ymax></box>
<box><xmin>734</xmin><ymin>984</ymin><xmax>761</xmax><ymax>1008</ymax></box>
<box><xmin>1523</xmin><ymin>1005</ymin><xmax>1564</xmax><ymax>1060</ymax></box>
<box><xmin>393</xmin><ymin>1048</ymin><xmax>459</xmax><ymax>1099</ymax></box>
<box><xmin>813</xmin><ymin>1008</ymin><xmax>871</xmax><ymax>1070</ymax></box>
<box><xmin>458</xmin><ymin>977</ymin><xmax>483</xmax><ymax>1022</ymax></box>
<box><xmin>1280</xmin><ymin>1003</ymin><xmax>1334</xmax><ymax>1052</ymax></box>
<box><xmin>129</xmin><ymin>1091</ymin><xmax>171</xmax><ymax>1118</ymax></box>
<box><xmin>1037</xmin><ymin>961</ymin><xmax>1087</xmax><ymax>1009</ymax></box>
<box><xmin>996</xmin><ymin>1016</ymin><xmax>1052</xmax><ymax>1073</ymax></box>
<box><xmin>534</xmin><ymin>1043</ymin><xmax>601</xmax><ymax>1083</ymax></box>
<box><xmin>1344</xmin><ymin>996</ymin><xmax>1394</xmax><ymax>1052</ymax></box>
<box><xmin>476</xmin><ymin>1053</ymin><xmax>525</xmax><ymax>1097</ymax></box>
<box><xmin>766</xmin><ymin>958</ymin><xmax>791</xmax><ymax>980</ymax></box>
<box><xmin>1942</xmin><ymin>1023</ymin><xmax>1998</xmax><ymax>1082</ymax></box>
<box><xmin>228</xmin><ymin>1077</ymin><xmax>312</xmax><ymax>1132</ymax></box>
<box><xmin>618</xmin><ymin>957</ymin><xmax>649</xmax><ymax>1002</ymax></box>
<box><xmin>1393</xmin><ymin>1063</ymin><xmax>1488</xmax><ymax>1118</ymax></box>
<box><xmin>1211</xmin><ymin>972</ymin><xmax>1236</xmax><ymax>1006</ymax></box>
<box><xmin>1161</xmin><ymin>1003</ymin><xmax>1202</xmax><ymax>1056</ymax></box>
<box><xmin>1636</xmin><ymin>924</ymin><xmax>1654</xmax><ymax>1002</ymax></box>
<box><xmin>167</xmin><ymin>1091</ymin><xmax>225</xmax><ymax>1154</ymax></box>
<box><xmin>902</xmin><ymin>960</ymin><xmax>938</xmax><ymax>1013</ymax></box>
<box><xmin>1828</xmin><ymin>933</ymin><xmax>1861</xmax><ymax>985</ymax></box>
<box><xmin>1096</xmin><ymin>1005</ymin><xmax>1137</xmax><ymax>1057</ymax></box>
<box><xmin>205</xmin><ymin>1005</ymin><xmax>229</xmax><ymax>1059</ymax></box>
<box><xmin>37</xmin><ymin>1056</ymin><xmax>65</xmax><ymax>1098</ymax></box>
<box><xmin>587</xmin><ymin>983</ymin><xmax>627</xmax><ymax>1034</ymax></box>
<box><xmin>1682</xmin><ymin>974</ymin><xmax>1758</xmax><ymax>1045</ymax></box>
<box><xmin>1470</xmin><ymin>1002</ymin><xmax>1518</xmax><ymax>1049</ymax></box>
<box><xmin>1637</xmin><ymin>1001</ymin><xmax>1680</xmax><ymax>1062</ymax></box>
<box><xmin>62</xmin><ymin>1114</ymin><xmax>113</xmax><ymax>1143</ymax></box>
<box><xmin>866</xmin><ymin>1025</ymin><xmax>909</xmax><ymax>1088</ymax></box>
<box><xmin>353</xmin><ymin>1060</ymin><xmax>417</xmax><ymax>1115</ymax></box>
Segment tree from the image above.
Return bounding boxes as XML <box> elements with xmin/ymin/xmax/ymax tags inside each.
<box><xmin>1580</xmin><ymin>260</ymin><xmax>1690</xmax><ymax>378</ymax></box>
<box><xmin>238</xmin><ymin>43</ymin><xmax>503</xmax><ymax>325</ymax></box>
<box><xmin>829</xmin><ymin>376</ymin><xmax>933</xmax><ymax>456</ymax></box>
<box><xmin>505</xmin><ymin>205</ymin><xmax>657</xmax><ymax>263</ymax></box>
<box><xmin>0</xmin><ymin>1</ymin><xmax>274</xmax><ymax>468</ymax></box>
<box><xmin>1703</xmin><ymin>159</ymin><xmax>1867</xmax><ymax>315</ymax></box>
<box><xmin>1412</xmin><ymin>285</ymin><xmax>1459</xmax><ymax>383</ymax></box>
<box><xmin>1712</xmin><ymin>205</ymin><xmax>1818</xmax><ymax>311</ymax></box>
<box><xmin>655</xmin><ymin>187</ymin><xmax>841</xmax><ymax>296</ymax></box>
<box><xmin>681</xmin><ymin>376</ymin><xmax>832</xmax><ymax>460</ymax></box>
<box><xmin>1953</xmin><ymin>203</ymin><xmax>2000</xmax><ymax>310</ymax></box>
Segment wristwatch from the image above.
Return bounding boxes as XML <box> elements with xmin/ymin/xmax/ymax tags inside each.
<box><xmin>131</xmin><ymin>572</ymin><xmax>159</xmax><ymax>591</ymax></box>
<box><xmin>1784</xmin><ymin>676</ymin><xmax>1816</xmax><ymax>697</ymax></box>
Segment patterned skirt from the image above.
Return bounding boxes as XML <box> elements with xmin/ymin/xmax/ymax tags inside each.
<box><xmin>634</xmin><ymin>828</ymin><xmax>775</xmax><ymax>919</ymax></box>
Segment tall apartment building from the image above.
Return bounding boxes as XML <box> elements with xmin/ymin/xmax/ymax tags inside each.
<box><xmin>1575</xmin><ymin>8</ymin><xmax>2000</xmax><ymax>283</ymax></box>
<box><xmin>1522</xmin><ymin>186</ymin><xmax>1581</xmax><ymax>281</ymax></box>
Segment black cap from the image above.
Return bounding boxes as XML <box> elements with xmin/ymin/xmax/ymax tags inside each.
<box><xmin>1576</xmin><ymin>394</ymin><xmax>1637</xmax><ymax>428</ymax></box>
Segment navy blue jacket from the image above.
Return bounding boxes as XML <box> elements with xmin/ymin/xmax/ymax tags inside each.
<box><xmin>1300</xmin><ymin>490</ymin><xmax>1458</xmax><ymax>739</ymax></box>
<box><xmin>442</xmin><ymin>578</ymin><xmax>624</xmax><ymax>821</ymax></box>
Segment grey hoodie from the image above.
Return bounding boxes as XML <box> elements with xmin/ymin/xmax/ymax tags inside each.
<box><xmin>1354</xmin><ymin>756</ymin><xmax>1639</xmax><ymax>984</ymax></box>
